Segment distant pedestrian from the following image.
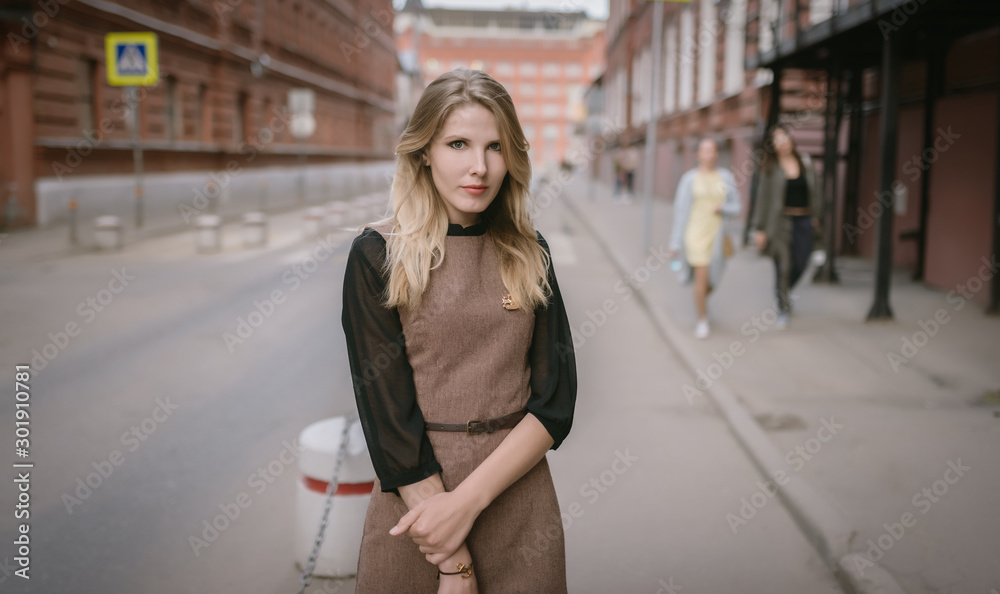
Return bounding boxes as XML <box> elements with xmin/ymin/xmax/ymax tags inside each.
<box><xmin>751</xmin><ymin>125</ymin><xmax>823</xmax><ymax>329</ymax></box>
<box><xmin>342</xmin><ymin>67</ymin><xmax>576</xmax><ymax>593</ymax></box>
<box><xmin>613</xmin><ymin>149</ymin><xmax>624</xmax><ymax>198</ymax></box>
<box><xmin>618</xmin><ymin>144</ymin><xmax>640</xmax><ymax>203</ymax></box>
<box><xmin>667</xmin><ymin>138</ymin><xmax>742</xmax><ymax>339</ymax></box>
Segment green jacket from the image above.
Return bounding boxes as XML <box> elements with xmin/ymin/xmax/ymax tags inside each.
<box><xmin>751</xmin><ymin>153</ymin><xmax>823</xmax><ymax>253</ymax></box>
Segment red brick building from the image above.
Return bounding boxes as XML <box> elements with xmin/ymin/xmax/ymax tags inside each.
<box><xmin>0</xmin><ymin>0</ymin><xmax>397</xmax><ymax>228</ymax></box>
<box><xmin>599</xmin><ymin>0</ymin><xmax>1000</xmax><ymax>312</ymax></box>
<box><xmin>395</xmin><ymin>0</ymin><xmax>606</xmax><ymax>169</ymax></box>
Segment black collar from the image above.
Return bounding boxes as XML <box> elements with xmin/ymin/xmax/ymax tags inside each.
<box><xmin>446</xmin><ymin>221</ymin><xmax>487</xmax><ymax>236</ymax></box>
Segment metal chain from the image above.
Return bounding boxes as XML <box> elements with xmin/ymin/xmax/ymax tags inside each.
<box><xmin>296</xmin><ymin>412</ymin><xmax>359</xmax><ymax>594</ymax></box>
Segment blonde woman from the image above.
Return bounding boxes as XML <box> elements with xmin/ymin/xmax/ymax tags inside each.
<box><xmin>667</xmin><ymin>138</ymin><xmax>742</xmax><ymax>339</ymax></box>
<box><xmin>341</xmin><ymin>68</ymin><xmax>576</xmax><ymax>593</ymax></box>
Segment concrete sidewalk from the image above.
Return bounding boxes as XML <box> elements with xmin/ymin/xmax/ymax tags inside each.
<box><xmin>558</xmin><ymin>173</ymin><xmax>1000</xmax><ymax>594</ymax></box>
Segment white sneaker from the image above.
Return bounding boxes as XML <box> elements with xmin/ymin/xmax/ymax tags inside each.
<box><xmin>694</xmin><ymin>319</ymin><xmax>710</xmax><ymax>339</ymax></box>
<box><xmin>775</xmin><ymin>313</ymin><xmax>789</xmax><ymax>330</ymax></box>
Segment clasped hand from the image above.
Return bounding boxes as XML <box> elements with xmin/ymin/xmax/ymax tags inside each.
<box><xmin>389</xmin><ymin>489</ymin><xmax>481</xmax><ymax>566</ymax></box>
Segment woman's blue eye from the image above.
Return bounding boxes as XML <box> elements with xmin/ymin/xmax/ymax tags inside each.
<box><xmin>489</xmin><ymin>142</ymin><xmax>502</xmax><ymax>151</ymax></box>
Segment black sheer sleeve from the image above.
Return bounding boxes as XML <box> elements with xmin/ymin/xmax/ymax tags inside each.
<box><xmin>526</xmin><ymin>231</ymin><xmax>578</xmax><ymax>449</ymax></box>
<box><xmin>341</xmin><ymin>228</ymin><xmax>442</xmax><ymax>494</ymax></box>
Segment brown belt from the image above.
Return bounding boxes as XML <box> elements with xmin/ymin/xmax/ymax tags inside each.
<box><xmin>425</xmin><ymin>409</ymin><xmax>527</xmax><ymax>435</ymax></box>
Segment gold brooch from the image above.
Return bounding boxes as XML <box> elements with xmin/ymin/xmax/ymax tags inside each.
<box><xmin>502</xmin><ymin>294</ymin><xmax>518</xmax><ymax>310</ymax></box>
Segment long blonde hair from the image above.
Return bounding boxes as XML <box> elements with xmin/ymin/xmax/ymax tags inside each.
<box><xmin>378</xmin><ymin>68</ymin><xmax>551</xmax><ymax>310</ymax></box>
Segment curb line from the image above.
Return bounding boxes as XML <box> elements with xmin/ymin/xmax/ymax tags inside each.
<box><xmin>559</xmin><ymin>191</ymin><xmax>908</xmax><ymax>594</ymax></box>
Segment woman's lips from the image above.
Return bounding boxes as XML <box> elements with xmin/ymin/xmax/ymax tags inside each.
<box><xmin>461</xmin><ymin>185</ymin><xmax>487</xmax><ymax>195</ymax></box>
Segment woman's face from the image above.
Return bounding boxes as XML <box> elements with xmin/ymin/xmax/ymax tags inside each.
<box><xmin>424</xmin><ymin>103</ymin><xmax>508</xmax><ymax>227</ymax></box>
<box><xmin>772</xmin><ymin>129</ymin><xmax>793</xmax><ymax>157</ymax></box>
<box><xmin>697</xmin><ymin>139</ymin><xmax>718</xmax><ymax>169</ymax></box>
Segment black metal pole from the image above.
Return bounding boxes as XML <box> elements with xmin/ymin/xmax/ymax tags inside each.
<box><xmin>867</xmin><ymin>33</ymin><xmax>902</xmax><ymax>321</ymax></box>
<box><xmin>818</xmin><ymin>57</ymin><xmax>842</xmax><ymax>283</ymax></box>
<box><xmin>914</xmin><ymin>43</ymin><xmax>944</xmax><ymax>281</ymax></box>
<box><xmin>989</xmin><ymin>38</ymin><xmax>1000</xmax><ymax>314</ymax></box>
<box><xmin>841</xmin><ymin>68</ymin><xmax>863</xmax><ymax>255</ymax></box>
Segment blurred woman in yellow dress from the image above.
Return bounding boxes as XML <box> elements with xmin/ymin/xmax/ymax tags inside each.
<box><xmin>668</xmin><ymin>139</ymin><xmax>742</xmax><ymax>338</ymax></box>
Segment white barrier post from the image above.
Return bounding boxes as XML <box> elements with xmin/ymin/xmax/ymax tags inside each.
<box><xmin>303</xmin><ymin>206</ymin><xmax>325</xmax><ymax>237</ymax></box>
<box><xmin>242</xmin><ymin>212</ymin><xmax>267</xmax><ymax>248</ymax></box>
<box><xmin>93</xmin><ymin>215</ymin><xmax>122</xmax><ymax>250</ymax></box>
<box><xmin>195</xmin><ymin>214</ymin><xmax>222</xmax><ymax>253</ymax></box>
<box><xmin>295</xmin><ymin>415</ymin><xmax>375</xmax><ymax>578</ymax></box>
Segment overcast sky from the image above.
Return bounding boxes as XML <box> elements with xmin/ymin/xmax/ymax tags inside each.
<box><xmin>392</xmin><ymin>0</ymin><xmax>609</xmax><ymax>20</ymax></box>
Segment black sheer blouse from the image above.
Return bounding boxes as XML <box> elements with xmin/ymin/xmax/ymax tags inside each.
<box><xmin>341</xmin><ymin>221</ymin><xmax>577</xmax><ymax>494</ymax></box>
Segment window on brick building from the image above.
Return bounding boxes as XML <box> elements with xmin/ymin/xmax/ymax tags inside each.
<box><xmin>541</xmin><ymin>62</ymin><xmax>560</xmax><ymax>77</ymax></box>
<box><xmin>165</xmin><ymin>76</ymin><xmax>183</xmax><ymax>142</ymax></box>
<box><xmin>235</xmin><ymin>91</ymin><xmax>248</xmax><ymax>144</ymax></box>
<box><xmin>196</xmin><ymin>83</ymin><xmax>209</xmax><ymax>143</ymax></box>
<box><xmin>519</xmin><ymin>62</ymin><xmax>537</xmax><ymax>76</ymax></box>
<box><xmin>565</xmin><ymin>63</ymin><xmax>583</xmax><ymax>78</ymax></box>
<box><xmin>77</xmin><ymin>58</ymin><xmax>97</xmax><ymax>133</ymax></box>
<box><xmin>495</xmin><ymin>61</ymin><xmax>514</xmax><ymax>76</ymax></box>
<box><xmin>520</xmin><ymin>83</ymin><xmax>537</xmax><ymax>97</ymax></box>
<box><xmin>542</xmin><ymin>83</ymin><xmax>560</xmax><ymax>98</ymax></box>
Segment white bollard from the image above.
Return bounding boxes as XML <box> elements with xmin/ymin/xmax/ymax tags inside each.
<box><xmin>242</xmin><ymin>212</ymin><xmax>267</xmax><ymax>248</ymax></box>
<box><xmin>295</xmin><ymin>415</ymin><xmax>375</xmax><ymax>578</ymax></box>
<box><xmin>195</xmin><ymin>214</ymin><xmax>222</xmax><ymax>253</ymax></box>
<box><xmin>93</xmin><ymin>215</ymin><xmax>122</xmax><ymax>250</ymax></box>
<box><xmin>303</xmin><ymin>206</ymin><xmax>325</xmax><ymax>237</ymax></box>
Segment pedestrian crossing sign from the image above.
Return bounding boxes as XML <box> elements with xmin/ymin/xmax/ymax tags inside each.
<box><xmin>105</xmin><ymin>32</ymin><xmax>159</xmax><ymax>86</ymax></box>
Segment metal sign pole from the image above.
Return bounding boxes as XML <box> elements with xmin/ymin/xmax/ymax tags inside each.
<box><xmin>642</xmin><ymin>0</ymin><xmax>664</xmax><ymax>255</ymax></box>
<box><xmin>130</xmin><ymin>86</ymin><xmax>145</xmax><ymax>228</ymax></box>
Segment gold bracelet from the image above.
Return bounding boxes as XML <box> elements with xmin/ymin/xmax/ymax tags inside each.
<box><xmin>437</xmin><ymin>562</ymin><xmax>473</xmax><ymax>579</ymax></box>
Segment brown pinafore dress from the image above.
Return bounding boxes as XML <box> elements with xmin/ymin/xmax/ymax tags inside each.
<box><xmin>354</xmin><ymin>221</ymin><xmax>567</xmax><ymax>593</ymax></box>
